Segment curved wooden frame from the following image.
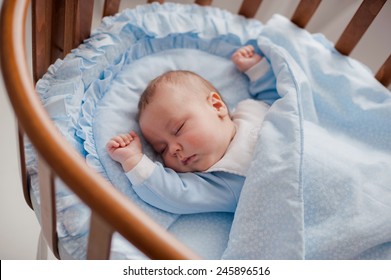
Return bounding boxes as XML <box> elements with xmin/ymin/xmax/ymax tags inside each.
<box><xmin>1</xmin><ymin>0</ymin><xmax>390</xmax><ymax>260</ymax></box>
<box><xmin>0</xmin><ymin>0</ymin><xmax>199</xmax><ymax>260</ymax></box>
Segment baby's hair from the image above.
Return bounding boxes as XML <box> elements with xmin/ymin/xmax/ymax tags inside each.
<box><xmin>138</xmin><ymin>70</ymin><xmax>220</xmax><ymax>114</ymax></box>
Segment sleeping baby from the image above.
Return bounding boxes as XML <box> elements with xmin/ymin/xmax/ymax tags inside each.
<box><xmin>106</xmin><ymin>45</ymin><xmax>272</xmax><ymax>214</ymax></box>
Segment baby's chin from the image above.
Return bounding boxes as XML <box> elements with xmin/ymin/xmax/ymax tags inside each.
<box><xmin>167</xmin><ymin>158</ymin><xmax>217</xmax><ymax>173</ymax></box>
<box><xmin>169</xmin><ymin>164</ymin><xmax>205</xmax><ymax>173</ymax></box>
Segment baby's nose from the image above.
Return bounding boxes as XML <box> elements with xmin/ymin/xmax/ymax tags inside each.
<box><xmin>169</xmin><ymin>143</ymin><xmax>182</xmax><ymax>157</ymax></box>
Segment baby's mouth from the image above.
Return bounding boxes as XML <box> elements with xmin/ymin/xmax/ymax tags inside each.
<box><xmin>182</xmin><ymin>154</ymin><xmax>196</xmax><ymax>165</ymax></box>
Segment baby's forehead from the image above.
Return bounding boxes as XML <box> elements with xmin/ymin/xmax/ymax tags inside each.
<box><xmin>157</xmin><ymin>83</ymin><xmax>208</xmax><ymax>100</ymax></box>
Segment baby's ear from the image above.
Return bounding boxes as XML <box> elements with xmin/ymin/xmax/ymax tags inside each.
<box><xmin>208</xmin><ymin>92</ymin><xmax>229</xmax><ymax>118</ymax></box>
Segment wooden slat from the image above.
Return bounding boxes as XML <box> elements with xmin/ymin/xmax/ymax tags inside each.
<box><xmin>335</xmin><ymin>0</ymin><xmax>387</xmax><ymax>56</ymax></box>
<box><xmin>38</xmin><ymin>155</ymin><xmax>60</xmax><ymax>259</ymax></box>
<box><xmin>238</xmin><ymin>0</ymin><xmax>262</xmax><ymax>18</ymax></box>
<box><xmin>87</xmin><ymin>213</ymin><xmax>114</xmax><ymax>259</ymax></box>
<box><xmin>32</xmin><ymin>0</ymin><xmax>53</xmax><ymax>82</ymax></box>
<box><xmin>195</xmin><ymin>0</ymin><xmax>213</xmax><ymax>6</ymax></box>
<box><xmin>41</xmin><ymin>0</ymin><xmax>94</xmax><ymax>68</ymax></box>
<box><xmin>63</xmin><ymin>0</ymin><xmax>94</xmax><ymax>55</ymax></box>
<box><xmin>18</xmin><ymin>128</ymin><xmax>32</xmax><ymax>209</ymax></box>
<box><xmin>103</xmin><ymin>0</ymin><xmax>121</xmax><ymax>17</ymax></box>
<box><xmin>291</xmin><ymin>0</ymin><xmax>321</xmax><ymax>28</ymax></box>
<box><xmin>76</xmin><ymin>0</ymin><xmax>94</xmax><ymax>44</ymax></box>
<box><xmin>50</xmin><ymin>1</ymin><xmax>65</xmax><ymax>63</ymax></box>
<box><xmin>63</xmin><ymin>0</ymin><xmax>77</xmax><ymax>55</ymax></box>
<box><xmin>375</xmin><ymin>54</ymin><xmax>391</xmax><ymax>87</ymax></box>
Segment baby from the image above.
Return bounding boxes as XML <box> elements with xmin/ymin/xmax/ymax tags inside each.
<box><xmin>106</xmin><ymin>45</ymin><xmax>272</xmax><ymax>214</ymax></box>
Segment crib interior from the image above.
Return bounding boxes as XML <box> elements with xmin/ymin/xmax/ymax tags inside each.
<box><xmin>1</xmin><ymin>0</ymin><xmax>390</xmax><ymax>260</ymax></box>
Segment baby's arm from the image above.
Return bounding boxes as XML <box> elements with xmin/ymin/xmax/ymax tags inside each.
<box><xmin>106</xmin><ymin>131</ymin><xmax>143</xmax><ymax>172</ymax></box>
<box><xmin>231</xmin><ymin>45</ymin><xmax>262</xmax><ymax>72</ymax></box>
<box><xmin>232</xmin><ymin>45</ymin><xmax>276</xmax><ymax>102</ymax></box>
<box><xmin>107</xmin><ymin>134</ymin><xmax>241</xmax><ymax>214</ymax></box>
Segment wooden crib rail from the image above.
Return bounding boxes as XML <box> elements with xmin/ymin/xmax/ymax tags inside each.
<box><xmin>32</xmin><ymin>0</ymin><xmax>95</xmax><ymax>83</ymax></box>
<box><xmin>376</xmin><ymin>54</ymin><xmax>391</xmax><ymax>86</ymax></box>
<box><xmin>238</xmin><ymin>0</ymin><xmax>263</xmax><ymax>18</ymax></box>
<box><xmin>335</xmin><ymin>0</ymin><xmax>387</xmax><ymax>56</ymax></box>
<box><xmin>103</xmin><ymin>0</ymin><xmax>120</xmax><ymax>17</ymax></box>
<box><xmin>31</xmin><ymin>0</ymin><xmax>391</xmax><ymax>88</ymax></box>
<box><xmin>291</xmin><ymin>0</ymin><xmax>321</xmax><ymax>28</ymax></box>
<box><xmin>0</xmin><ymin>0</ymin><xmax>200</xmax><ymax>260</ymax></box>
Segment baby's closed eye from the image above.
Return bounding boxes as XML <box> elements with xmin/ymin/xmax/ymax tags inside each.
<box><xmin>159</xmin><ymin>146</ymin><xmax>167</xmax><ymax>155</ymax></box>
<box><xmin>175</xmin><ymin>122</ymin><xmax>185</xmax><ymax>135</ymax></box>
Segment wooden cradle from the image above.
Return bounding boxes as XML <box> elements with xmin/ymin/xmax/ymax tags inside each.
<box><xmin>0</xmin><ymin>0</ymin><xmax>390</xmax><ymax>260</ymax></box>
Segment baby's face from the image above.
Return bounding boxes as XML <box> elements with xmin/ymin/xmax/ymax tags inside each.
<box><xmin>139</xmin><ymin>87</ymin><xmax>234</xmax><ymax>172</ymax></box>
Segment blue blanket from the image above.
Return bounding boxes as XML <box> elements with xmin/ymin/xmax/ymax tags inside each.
<box><xmin>223</xmin><ymin>15</ymin><xmax>391</xmax><ymax>259</ymax></box>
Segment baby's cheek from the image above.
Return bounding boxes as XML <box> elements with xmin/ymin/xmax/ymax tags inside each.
<box><xmin>186</xmin><ymin>134</ymin><xmax>204</xmax><ymax>148</ymax></box>
<box><xmin>163</xmin><ymin>157</ymin><xmax>176</xmax><ymax>170</ymax></box>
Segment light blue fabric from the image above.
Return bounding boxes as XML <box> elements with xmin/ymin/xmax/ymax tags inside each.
<box><xmin>26</xmin><ymin>3</ymin><xmax>262</xmax><ymax>259</ymax></box>
<box><xmin>222</xmin><ymin>15</ymin><xmax>391</xmax><ymax>259</ymax></box>
<box><xmin>27</xmin><ymin>3</ymin><xmax>391</xmax><ymax>259</ymax></box>
<box><xmin>129</xmin><ymin>164</ymin><xmax>245</xmax><ymax>214</ymax></box>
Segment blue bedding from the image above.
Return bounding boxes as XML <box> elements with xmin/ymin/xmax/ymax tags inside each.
<box><xmin>223</xmin><ymin>16</ymin><xmax>391</xmax><ymax>259</ymax></box>
<box><xmin>27</xmin><ymin>3</ymin><xmax>391</xmax><ymax>259</ymax></box>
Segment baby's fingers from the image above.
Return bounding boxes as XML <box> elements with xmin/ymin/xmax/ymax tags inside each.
<box><xmin>241</xmin><ymin>45</ymin><xmax>255</xmax><ymax>57</ymax></box>
<box><xmin>118</xmin><ymin>134</ymin><xmax>133</xmax><ymax>146</ymax></box>
<box><xmin>129</xmin><ymin>131</ymin><xmax>140</xmax><ymax>140</ymax></box>
<box><xmin>232</xmin><ymin>45</ymin><xmax>253</xmax><ymax>61</ymax></box>
<box><xmin>106</xmin><ymin>139</ymin><xmax>120</xmax><ymax>151</ymax></box>
<box><xmin>107</xmin><ymin>135</ymin><xmax>127</xmax><ymax>148</ymax></box>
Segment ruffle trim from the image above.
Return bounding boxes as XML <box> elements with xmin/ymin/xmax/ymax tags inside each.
<box><xmin>75</xmin><ymin>3</ymin><xmax>263</xmax><ymax>180</ymax></box>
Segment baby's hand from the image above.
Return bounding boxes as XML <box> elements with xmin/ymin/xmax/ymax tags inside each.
<box><xmin>106</xmin><ymin>131</ymin><xmax>143</xmax><ymax>172</ymax></box>
<box><xmin>231</xmin><ymin>45</ymin><xmax>262</xmax><ymax>72</ymax></box>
